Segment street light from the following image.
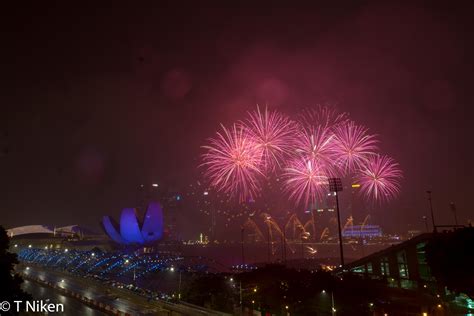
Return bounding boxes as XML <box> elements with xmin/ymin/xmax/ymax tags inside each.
<box><xmin>331</xmin><ymin>291</ymin><xmax>336</xmax><ymax>316</ymax></box>
<box><xmin>241</xmin><ymin>227</ymin><xmax>245</xmax><ymax>265</ymax></box>
<box><xmin>426</xmin><ymin>190</ymin><xmax>437</xmax><ymax>232</ymax></box>
<box><xmin>239</xmin><ymin>281</ymin><xmax>243</xmax><ymax>314</ymax></box>
<box><xmin>422</xmin><ymin>216</ymin><xmax>429</xmax><ymax>232</ymax></box>
<box><xmin>265</xmin><ymin>216</ymin><xmax>272</xmax><ymax>263</ymax></box>
<box><xmin>328</xmin><ymin>178</ymin><xmax>344</xmax><ymax>266</ymax></box>
<box><xmin>178</xmin><ymin>270</ymin><xmax>182</xmax><ymax>300</ymax></box>
<box><xmin>450</xmin><ymin>202</ymin><xmax>459</xmax><ymax>226</ymax></box>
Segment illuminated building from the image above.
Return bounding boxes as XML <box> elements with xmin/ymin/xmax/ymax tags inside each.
<box><xmin>102</xmin><ymin>202</ymin><xmax>164</xmax><ymax>245</ymax></box>
<box><xmin>342</xmin><ymin>224</ymin><xmax>382</xmax><ymax>238</ymax></box>
<box><xmin>341</xmin><ymin>233</ymin><xmax>434</xmax><ymax>289</ymax></box>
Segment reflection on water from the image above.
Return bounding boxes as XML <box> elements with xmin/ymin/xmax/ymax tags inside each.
<box><xmin>22</xmin><ymin>279</ymin><xmax>106</xmax><ymax>316</ymax></box>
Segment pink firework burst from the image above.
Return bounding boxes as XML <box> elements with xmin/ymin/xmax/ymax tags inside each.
<box><xmin>293</xmin><ymin>125</ymin><xmax>337</xmax><ymax>176</ymax></box>
<box><xmin>201</xmin><ymin>124</ymin><xmax>264</xmax><ymax>202</ymax></box>
<box><xmin>355</xmin><ymin>155</ymin><xmax>402</xmax><ymax>203</ymax></box>
<box><xmin>283</xmin><ymin>158</ymin><xmax>328</xmax><ymax>208</ymax></box>
<box><xmin>333</xmin><ymin>122</ymin><xmax>379</xmax><ymax>175</ymax></box>
<box><xmin>243</xmin><ymin>106</ymin><xmax>297</xmax><ymax>172</ymax></box>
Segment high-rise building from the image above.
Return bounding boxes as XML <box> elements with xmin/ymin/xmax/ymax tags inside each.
<box><xmin>347</xmin><ymin>183</ymin><xmax>366</xmax><ymax>225</ymax></box>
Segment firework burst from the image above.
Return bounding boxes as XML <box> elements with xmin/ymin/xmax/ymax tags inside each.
<box><xmin>333</xmin><ymin>122</ymin><xmax>379</xmax><ymax>175</ymax></box>
<box><xmin>355</xmin><ymin>155</ymin><xmax>402</xmax><ymax>203</ymax></box>
<box><xmin>243</xmin><ymin>106</ymin><xmax>296</xmax><ymax>172</ymax></box>
<box><xmin>293</xmin><ymin>125</ymin><xmax>337</xmax><ymax>176</ymax></box>
<box><xmin>283</xmin><ymin>158</ymin><xmax>328</xmax><ymax>207</ymax></box>
<box><xmin>201</xmin><ymin>124</ymin><xmax>264</xmax><ymax>202</ymax></box>
<box><xmin>201</xmin><ymin>105</ymin><xmax>402</xmax><ymax>206</ymax></box>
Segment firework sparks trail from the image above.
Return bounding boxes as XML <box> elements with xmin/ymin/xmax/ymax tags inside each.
<box><xmin>283</xmin><ymin>158</ymin><xmax>328</xmax><ymax>207</ymax></box>
<box><xmin>201</xmin><ymin>124</ymin><xmax>264</xmax><ymax>202</ymax></box>
<box><xmin>243</xmin><ymin>106</ymin><xmax>297</xmax><ymax>172</ymax></box>
<box><xmin>299</xmin><ymin>105</ymin><xmax>349</xmax><ymax>129</ymax></box>
<box><xmin>333</xmin><ymin>121</ymin><xmax>379</xmax><ymax>175</ymax></box>
<box><xmin>355</xmin><ymin>155</ymin><xmax>403</xmax><ymax>203</ymax></box>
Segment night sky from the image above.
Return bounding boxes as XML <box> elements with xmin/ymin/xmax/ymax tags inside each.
<box><xmin>2</xmin><ymin>2</ymin><xmax>473</xmax><ymax>236</ymax></box>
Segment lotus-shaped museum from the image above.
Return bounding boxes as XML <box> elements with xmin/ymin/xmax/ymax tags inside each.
<box><xmin>102</xmin><ymin>202</ymin><xmax>164</xmax><ymax>245</ymax></box>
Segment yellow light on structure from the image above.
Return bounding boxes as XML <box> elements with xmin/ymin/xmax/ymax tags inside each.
<box><xmin>423</xmin><ymin>313</ymin><xmax>428</xmax><ymax>316</ymax></box>
<box><xmin>351</xmin><ymin>184</ymin><xmax>361</xmax><ymax>188</ymax></box>
<box><xmin>437</xmin><ymin>304</ymin><xmax>442</xmax><ymax>308</ymax></box>
<box><xmin>285</xmin><ymin>305</ymin><xmax>289</xmax><ymax>310</ymax></box>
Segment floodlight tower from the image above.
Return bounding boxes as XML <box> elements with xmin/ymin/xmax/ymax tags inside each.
<box><xmin>328</xmin><ymin>178</ymin><xmax>344</xmax><ymax>266</ymax></box>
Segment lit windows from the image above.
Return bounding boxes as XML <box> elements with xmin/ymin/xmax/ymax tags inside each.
<box><xmin>381</xmin><ymin>257</ymin><xmax>390</xmax><ymax>276</ymax></box>
<box><xmin>397</xmin><ymin>251</ymin><xmax>409</xmax><ymax>279</ymax></box>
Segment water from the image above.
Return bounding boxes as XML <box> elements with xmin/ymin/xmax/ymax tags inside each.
<box><xmin>21</xmin><ymin>279</ymin><xmax>106</xmax><ymax>316</ymax></box>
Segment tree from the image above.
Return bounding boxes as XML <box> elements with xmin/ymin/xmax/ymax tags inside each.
<box><xmin>0</xmin><ymin>226</ymin><xmax>31</xmax><ymax>315</ymax></box>
<box><xmin>425</xmin><ymin>227</ymin><xmax>474</xmax><ymax>299</ymax></box>
<box><xmin>183</xmin><ymin>273</ymin><xmax>235</xmax><ymax>313</ymax></box>
<box><xmin>237</xmin><ymin>264</ymin><xmax>381</xmax><ymax>315</ymax></box>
